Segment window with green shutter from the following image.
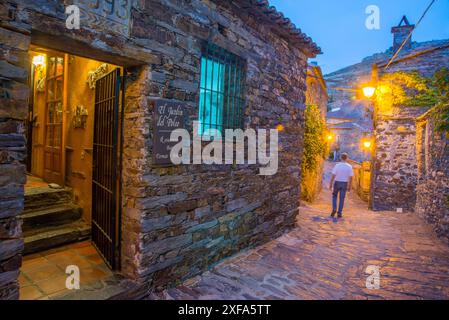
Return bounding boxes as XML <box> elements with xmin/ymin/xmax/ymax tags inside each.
<box><xmin>198</xmin><ymin>43</ymin><xmax>246</xmax><ymax>137</ymax></box>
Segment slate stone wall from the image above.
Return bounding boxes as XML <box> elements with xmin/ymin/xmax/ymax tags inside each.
<box><xmin>0</xmin><ymin>1</ymin><xmax>29</xmax><ymax>300</ymax></box>
<box><xmin>1</xmin><ymin>0</ymin><xmax>315</xmax><ymax>296</ymax></box>
<box><xmin>372</xmin><ymin>107</ymin><xmax>422</xmax><ymax>212</ymax></box>
<box><xmin>306</xmin><ymin>66</ymin><xmax>328</xmax><ymax>118</ymax></box>
<box><xmin>372</xmin><ymin>113</ymin><xmax>417</xmax><ymax>211</ymax></box>
<box><xmin>371</xmin><ymin>46</ymin><xmax>449</xmax><ymax>212</ymax></box>
<box><xmin>416</xmin><ymin>111</ymin><xmax>449</xmax><ymax>242</ymax></box>
<box><xmin>123</xmin><ymin>0</ymin><xmax>310</xmax><ymax>289</ymax></box>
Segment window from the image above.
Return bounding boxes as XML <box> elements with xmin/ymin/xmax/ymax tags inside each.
<box><xmin>198</xmin><ymin>43</ymin><xmax>245</xmax><ymax>136</ymax></box>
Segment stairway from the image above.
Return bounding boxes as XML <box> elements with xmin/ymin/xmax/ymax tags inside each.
<box><xmin>22</xmin><ymin>187</ymin><xmax>90</xmax><ymax>255</ymax></box>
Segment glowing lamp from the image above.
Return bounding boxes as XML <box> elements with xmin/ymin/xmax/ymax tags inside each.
<box><xmin>363</xmin><ymin>141</ymin><xmax>372</xmax><ymax>149</ymax></box>
<box><xmin>362</xmin><ymin>86</ymin><xmax>376</xmax><ymax>98</ymax></box>
<box><xmin>276</xmin><ymin>124</ymin><xmax>285</xmax><ymax>132</ymax></box>
<box><xmin>32</xmin><ymin>55</ymin><xmax>45</xmax><ymax>67</ymax></box>
<box><xmin>327</xmin><ymin>134</ymin><xmax>334</xmax><ymax>142</ymax></box>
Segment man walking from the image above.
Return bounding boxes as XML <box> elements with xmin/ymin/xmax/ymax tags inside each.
<box><xmin>329</xmin><ymin>153</ymin><xmax>354</xmax><ymax>218</ymax></box>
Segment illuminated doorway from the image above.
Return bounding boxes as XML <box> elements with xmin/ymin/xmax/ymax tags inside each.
<box><xmin>25</xmin><ymin>46</ymin><xmax>124</xmax><ymax>269</ymax></box>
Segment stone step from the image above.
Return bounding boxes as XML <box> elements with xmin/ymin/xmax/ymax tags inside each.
<box><xmin>21</xmin><ymin>204</ymin><xmax>82</xmax><ymax>232</ymax></box>
<box><xmin>24</xmin><ymin>187</ymin><xmax>73</xmax><ymax>212</ymax></box>
<box><xmin>24</xmin><ymin>221</ymin><xmax>91</xmax><ymax>255</ymax></box>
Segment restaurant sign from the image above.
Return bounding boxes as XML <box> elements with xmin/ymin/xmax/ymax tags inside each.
<box><xmin>153</xmin><ymin>100</ymin><xmax>187</xmax><ymax>166</ymax></box>
<box><xmin>73</xmin><ymin>0</ymin><xmax>134</xmax><ymax>37</ymax></box>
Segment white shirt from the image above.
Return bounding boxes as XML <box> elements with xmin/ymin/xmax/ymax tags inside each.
<box><xmin>332</xmin><ymin>162</ymin><xmax>354</xmax><ymax>182</ymax></box>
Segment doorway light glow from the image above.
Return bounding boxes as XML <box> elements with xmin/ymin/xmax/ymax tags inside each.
<box><xmin>32</xmin><ymin>55</ymin><xmax>45</xmax><ymax>66</ymax></box>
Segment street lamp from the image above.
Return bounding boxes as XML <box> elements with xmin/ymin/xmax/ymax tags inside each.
<box><xmin>276</xmin><ymin>124</ymin><xmax>285</xmax><ymax>132</ymax></box>
<box><xmin>363</xmin><ymin>140</ymin><xmax>372</xmax><ymax>150</ymax></box>
<box><xmin>362</xmin><ymin>86</ymin><xmax>376</xmax><ymax>99</ymax></box>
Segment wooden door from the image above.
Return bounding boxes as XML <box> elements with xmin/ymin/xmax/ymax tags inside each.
<box><xmin>43</xmin><ymin>55</ymin><xmax>65</xmax><ymax>185</ymax></box>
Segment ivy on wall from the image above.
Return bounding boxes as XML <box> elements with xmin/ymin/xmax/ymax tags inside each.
<box><xmin>302</xmin><ymin>104</ymin><xmax>327</xmax><ymax>173</ymax></box>
<box><xmin>433</xmin><ymin>68</ymin><xmax>449</xmax><ymax>133</ymax></box>
<box><xmin>301</xmin><ymin>104</ymin><xmax>328</xmax><ymax>202</ymax></box>
<box><xmin>376</xmin><ymin>71</ymin><xmax>439</xmax><ymax>108</ymax></box>
<box><xmin>376</xmin><ymin>68</ymin><xmax>449</xmax><ymax>133</ymax></box>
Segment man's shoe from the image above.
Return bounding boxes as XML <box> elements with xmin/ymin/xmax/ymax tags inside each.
<box><xmin>337</xmin><ymin>214</ymin><xmax>343</xmax><ymax>218</ymax></box>
<box><xmin>330</xmin><ymin>212</ymin><xmax>336</xmax><ymax>218</ymax></box>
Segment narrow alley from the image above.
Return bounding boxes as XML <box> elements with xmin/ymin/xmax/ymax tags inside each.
<box><xmin>2</xmin><ymin>0</ymin><xmax>449</xmax><ymax>305</ymax></box>
<box><xmin>150</xmin><ymin>162</ymin><xmax>449</xmax><ymax>300</ymax></box>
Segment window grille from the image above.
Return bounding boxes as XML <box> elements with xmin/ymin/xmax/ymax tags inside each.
<box><xmin>198</xmin><ymin>43</ymin><xmax>246</xmax><ymax>136</ymax></box>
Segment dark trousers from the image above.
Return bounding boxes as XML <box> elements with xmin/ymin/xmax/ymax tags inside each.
<box><xmin>332</xmin><ymin>181</ymin><xmax>348</xmax><ymax>215</ymax></box>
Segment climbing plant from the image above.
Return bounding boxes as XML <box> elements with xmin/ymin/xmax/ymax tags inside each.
<box><xmin>432</xmin><ymin>68</ymin><xmax>449</xmax><ymax>133</ymax></box>
<box><xmin>301</xmin><ymin>104</ymin><xmax>328</xmax><ymax>202</ymax></box>
<box><xmin>434</xmin><ymin>103</ymin><xmax>449</xmax><ymax>133</ymax></box>
<box><xmin>376</xmin><ymin>68</ymin><xmax>449</xmax><ymax>133</ymax></box>
<box><xmin>302</xmin><ymin>104</ymin><xmax>327</xmax><ymax>173</ymax></box>
<box><xmin>376</xmin><ymin>71</ymin><xmax>439</xmax><ymax>108</ymax></box>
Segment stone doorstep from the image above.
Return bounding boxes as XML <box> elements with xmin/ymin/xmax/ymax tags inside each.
<box><xmin>21</xmin><ymin>204</ymin><xmax>82</xmax><ymax>231</ymax></box>
<box><xmin>51</xmin><ymin>275</ymin><xmax>148</xmax><ymax>300</ymax></box>
<box><xmin>23</xmin><ymin>222</ymin><xmax>91</xmax><ymax>255</ymax></box>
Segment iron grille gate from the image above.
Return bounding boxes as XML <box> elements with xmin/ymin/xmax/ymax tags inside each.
<box><xmin>92</xmin><ymin>68</ymin><xmax>123</xmax><ymax>269</ymax></box>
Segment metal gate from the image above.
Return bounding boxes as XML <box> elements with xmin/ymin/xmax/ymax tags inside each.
<box><xmin>92</xmin><ymin>68</ymin><xmax>123</xmax><ymax>269</ymax></box>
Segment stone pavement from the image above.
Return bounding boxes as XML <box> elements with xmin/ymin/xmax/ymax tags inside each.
<box><xmin>149</xmin><ymin>164</ymin><xmax>449</xmax><ymax>300</ymax></box>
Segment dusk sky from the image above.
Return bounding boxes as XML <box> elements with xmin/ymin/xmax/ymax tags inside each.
<box><xmin>269</xmin><ymin>0</ymin><xmax>449</xmax><ymax>74</ymax></box>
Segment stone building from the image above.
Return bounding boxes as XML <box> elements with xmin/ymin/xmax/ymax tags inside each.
<box><xmin>0</xmin><ymin>0</ymin><xmax>320</xmax><ymax>299</ymax></box>
<box><xmin>306</xmin><ymin>63</ymin><xmax>328</xmax><ymax>118</ymax></box>
<box><xmin>326</xmin><ymin>101</ymin><xmax>372</xmax><ymax>162</ymax></box>
<box><xmin>325</xmin><ymin>16</ymin><xmax>449</xmax><ymax>213</ymax></box>
<box><xmin>416</xmin><ymin>107</ymin><xmax>449</xmax><ymax>243</ymax></box>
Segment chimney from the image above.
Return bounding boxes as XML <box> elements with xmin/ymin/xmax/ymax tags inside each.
<box><xmin>391</xmin><ymin>16</ymin><xmax>415</xmax><ymax>52</ymax></box>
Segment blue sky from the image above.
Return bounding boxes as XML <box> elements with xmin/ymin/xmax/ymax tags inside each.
<box><xmin>269</xmin><ymin>0</ymin><xmax>449</xmax><ymax>74</ymax></box>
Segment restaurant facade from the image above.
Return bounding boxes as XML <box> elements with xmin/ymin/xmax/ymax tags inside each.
<box><xmin>0</xmin><ymin>0</ymin><xmax>320</xmax><ymax>299</ymax></box>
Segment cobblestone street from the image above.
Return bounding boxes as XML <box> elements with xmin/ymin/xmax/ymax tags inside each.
<box><xmin>150</xmin><ymin>164</ymin><xmax>449</xmax><ymax>300</ymax></box>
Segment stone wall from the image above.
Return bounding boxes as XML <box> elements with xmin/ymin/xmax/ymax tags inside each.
<box><xmin>372</xmin><ymin>107</ymin><xmax>424</xmax><ymax>212</ymax></box>
<box><xmin>125</xmin><ymin>0</ymin><xmax>312</xmax><ymax>290</ymax></box>
<box><xmin>370</xmin><ymin>46</ymin><xmax>449</xmax><ymax>212</ymax></box>
<box><xmin>306</xmin><ymin>65</ymin><xmax>328</xmax><ymax>118</ymax></box>
<box><xmin>0</xmin><ymin>1</ymin><xmax>30</xmax><ymax>299</ymax></box>
<box><xmin>416</xmin><ymin>109</ymin><xmax>449</xmax><ymax>242</ymax></box>
<box><xmin>1</xmin><ymin>0</ymin><xmax>318</xmax><ymax>296</ymax></box>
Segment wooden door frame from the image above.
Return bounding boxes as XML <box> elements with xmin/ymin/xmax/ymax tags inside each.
<box><xmin>61</xmin><ymin>53</ymin><xmax>69</xmax><ymax>186</ymax></box>
<box><xmin>26</xmin><ymin>61</ymin><xmax>35</xmax><ymax>173</ymax></box>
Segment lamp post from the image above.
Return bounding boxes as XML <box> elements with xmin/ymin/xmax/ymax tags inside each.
<box><xmin>364</xmin><ymin>64</ymin><xmax>379</xmax><ymax>211</ymax></box>
<box><xmin>362</xmin><ymin>64</ymin><xmax>379</xmax><ymax>99</ymax></box>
